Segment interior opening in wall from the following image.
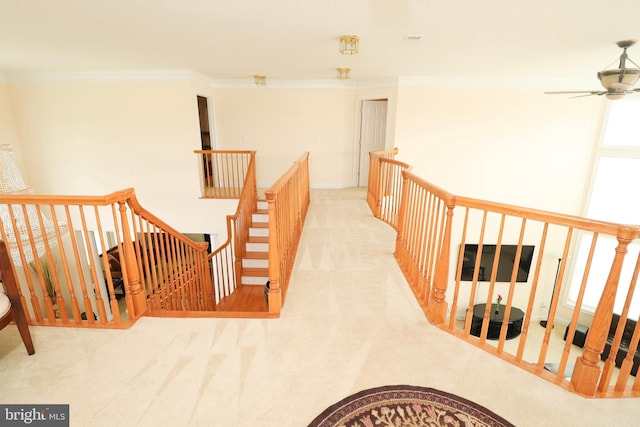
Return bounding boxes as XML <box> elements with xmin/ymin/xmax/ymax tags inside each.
<box><xmin>184</xmin><ymin>233</ymin><xmax>217</xmax><ymax>254</ymax></box>
<box><xmin>197</xmin><ymin>96</ymin><xmax>212</xmax><ymax>150</ymax></box>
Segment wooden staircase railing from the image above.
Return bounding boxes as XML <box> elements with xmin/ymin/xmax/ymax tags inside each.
<box><xmin>194</xmin><ymin>150</ymin><xmax>254</xmax><ymax>199</ymax></box>
<box><xmin>0</xmin><ymin>189</ymin><xmax>211</xmax><ymax>328</ymax></box>
<box><xmin>265</xmin><ymin>152</ymin><xmax>310</xmax><ymax>314</ymax></box>
<box><xmin>205</xmin><ymin>151</ymin><xmax>259</xmax><ymax>309</ymax></box>
<box><xmin>368</xmin><ymin>148</ymin><xmax>640</xmax><ymax>398</ymax></box>
<box><xmin>0</xmin><ymin>149</ymin><xmax>310</xmax><ymax>323</ymax></box>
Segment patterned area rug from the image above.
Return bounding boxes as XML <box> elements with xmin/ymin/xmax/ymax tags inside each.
<box><xmin>308</xmin><ymin>385</ymin><xmax>514</xmax><ymax>427</ymax></box>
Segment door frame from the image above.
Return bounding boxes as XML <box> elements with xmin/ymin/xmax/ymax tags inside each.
<box><xmin>352</xmin><ymin>92</ymin><xmax>394</xmax><ymax>186</ymax></box>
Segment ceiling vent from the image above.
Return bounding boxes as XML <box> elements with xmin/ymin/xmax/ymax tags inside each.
<box><xmin>403</xmin><ymin>34</ymin><xmax>423</xmax><ymax>42</ymax></box>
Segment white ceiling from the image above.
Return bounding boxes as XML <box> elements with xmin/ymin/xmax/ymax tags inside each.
<box><xmin>2</xmin><ymin>0</ymin><xmax>640</xmax><ymax>88</ymax></box>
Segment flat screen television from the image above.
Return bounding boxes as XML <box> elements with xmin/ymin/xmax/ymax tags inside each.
<box><xmin>458</xmin><ymin>244</ymin><xmax>535</xmax><ymax>283</ymax></box>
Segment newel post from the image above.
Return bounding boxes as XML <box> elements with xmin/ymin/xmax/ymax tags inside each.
<box><xmin>571</xmin><ymin>226</ymin><xmax>634</xmax><ymax>396</ymax></box>
<box><xmin>373</xmin><ymin>156</ymin><xmax>382</xmax><ymax>218</ymax></box>
<box><xmin>394</xmin><ymin>171</ymin><xmax>410</xmax><ymax>259</ymax></box>
<box><xmin>265</xmin><ymin>191</ymin><xmax>282</xmax><ymax>315</ymax></box>
<box><xmin>118</xmin><ymin>200</ymin><xmax>147</xmax><ymax>318</ymax></box>
<box><xmin>426</xmin><ymin>195</ymin><xmax>456</xmax><ymax>325</ymax></box>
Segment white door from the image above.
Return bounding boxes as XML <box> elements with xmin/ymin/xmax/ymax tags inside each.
<box><xmin>358</xmin><ymin>99</ymin><xmax>388</xmax><ymax>186</ymax></box>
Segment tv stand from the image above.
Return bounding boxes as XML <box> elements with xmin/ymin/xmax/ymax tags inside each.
<box><xmin>470</xmin><ymin>303</ymin><xmax>524</xmax><ymax>340</ymax></box>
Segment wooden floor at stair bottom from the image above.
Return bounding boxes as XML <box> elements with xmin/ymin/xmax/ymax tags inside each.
<box><xmin>215</xmin><ymin>285</ymin><xmax>276</xmax><ymax>318</ymax></box>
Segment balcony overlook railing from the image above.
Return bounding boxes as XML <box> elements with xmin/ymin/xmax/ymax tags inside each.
<box><xmin>368</xmin><ymin>149</ymin><xmax>640</xmax><ymax>398</ymax></box>
<box><xmin>367</xmin><ymin>148</ymin><xmax>408</xmax><ymax>229</ymax></box>
<box><xmin>194</xmin><ymin>150</ymin><xmax>254</xmax><ymax>199</ymax></box>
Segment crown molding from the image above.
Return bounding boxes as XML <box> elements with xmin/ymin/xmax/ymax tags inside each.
<box><xmin>3</xmin><ymin>69</ymin><xmax>198</xmax><ymax>83</ymax></box>
<box><xmin>208</xmin><ymin>78</ymin><xmax>358</xmax><ymax>89</ymax></box>
<box><xmin>2</xmin><ymin>69</ymin><xmax>363</xmax><ymax>89</ymax></box>
<box><xmin>0</xmin><ymin>69</ymin><xmax>596</xmax><ymax>91</ymax></box>
<box><xmin>397</xmin><ymin>76</ymin><xmax>596</xmax><ymax>90</ymax></box>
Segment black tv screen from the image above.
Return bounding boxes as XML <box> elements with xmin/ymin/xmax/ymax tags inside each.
<box><xmin>459</xmin><ymin>244</ymin><xmax>535</xmax><ymax>282</ymax></box>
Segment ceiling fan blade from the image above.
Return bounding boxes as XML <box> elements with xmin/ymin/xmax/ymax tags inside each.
<box><xmin>568</xmin><ymin>93</ymin><xmax>603</xmax><ymax>99</ymax></box>
<box><xmin>544</xmin><ymin>90</ymin><xmax>604</xmax><ymax>95</ymax></box>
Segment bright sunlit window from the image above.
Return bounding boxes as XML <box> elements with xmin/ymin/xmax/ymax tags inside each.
<box><xmin>567</xmin><ymin>98</ymin><xmax>640</xmax><ymax>318</ymax></box>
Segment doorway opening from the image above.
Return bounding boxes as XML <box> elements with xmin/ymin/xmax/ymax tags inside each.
<box><xmin>197</xmin><ymin>96</ymin><xmax>212</xmax><ymax>150</ymax></box>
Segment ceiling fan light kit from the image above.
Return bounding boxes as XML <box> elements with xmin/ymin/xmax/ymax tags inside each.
<box><xmin>597</xmin><ymin>69</ymin><xmax>640</xmax><ymax>90</ymax></box>
<box><xmin>546</xmin><ymin>39</ymin><xmax>640</xmax><ymax>100</ymax></box>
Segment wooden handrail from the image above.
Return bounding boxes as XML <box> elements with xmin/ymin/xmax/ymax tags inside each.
<box><xmin>367</xmin><ymin>151</ymin><xmax>410</xmax><ymax>229</ymax></box>
<box><xmin>368</xmin><ymin>148</ymin><xmax>640</xmax><ymax>398</ymax></box>
<box><xmin>265</xmin><ymin>152</ymin><xmax>310</xmax><ymax>314</ymax></box>
<box><xmin>194</xmin><ymin>150</ymin><xmax>255</xmax><ymax>199</ymax></box>
<box><xmin>0</xmin><ymin>187</ymin><xmax>211</xmax><ymax>327</ymax></box>
<box><xmin>204</xmin><ymin>151</ymin><xmax>257</xmax><ymax>307</ymax></box>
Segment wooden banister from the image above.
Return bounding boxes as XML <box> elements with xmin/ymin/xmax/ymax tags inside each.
<box><xmin>194</xmin><ymin>150</ymin><xmax>255</xmax><ymax>199</ymax></box>
<box><xmin>265</xmin><ymin>152</ymin><xmax>310</xmax><ymax>315</ymax></box>
<box><xmin>369</xmin><ymin>148</ymin><xmax>640</xmax><ymax>398</ymax></box>
<box><xmin>572</xmin><ymin>227</ymin><xmax>634</xmax><ymax>396</ymax></box>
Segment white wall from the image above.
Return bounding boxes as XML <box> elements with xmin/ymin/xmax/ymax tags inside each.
<box><xmin>394</xmin><ymin>84</ymin><xmax>606</xmax><ymax>215</ymax></box>
<box><xmin>0</xmin><ymin>79</ymin><xmax>28</xmax><ymax>178</ymax></box>
<box><xmin>393</xmin><ymin>83</ymin><xmax>607</xmax><ymax>321</ymax></box>
<box><xmin>3</xmin><ymin>76</ymin><xmax>608</xmax><ymax>254</ymax></box>
<box><xmin>211</xmin><ymin>87</ymin><xmax>357</xmax><ymax>188</ymax></box>
<box><xmin>5</xmin><ymin>78</ymin><xmax>236</xmax><ymax>241</ymax></box>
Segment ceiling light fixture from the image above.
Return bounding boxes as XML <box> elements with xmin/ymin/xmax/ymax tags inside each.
<box><xmin>254</xmin><ymin>75</ymin><xmax>266</xmax><ymax>86</ymax></box>
<box><xmin>339</xmin><ymin>35</ymin><xmax>359</xmax><ymax>55</ymax></box>
<box><xmin>336</xmin><ymin>68</ymin><xmax>351</xmax><ymax>80</ymax></box>
<box><xmin>545</xmin><ymin>39</ymin><xmax>640</xmax><ymax>100</ymax></box>
<box><xmin>597</xmin><ymin>39</ymin><xmax>640</xmax><ymax>98</ymax></box>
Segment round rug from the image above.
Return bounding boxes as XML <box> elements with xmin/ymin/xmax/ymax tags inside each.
<box><xmin>308</xmin><ymin>385</ymin><xmax>514</xmax><ymax>427</ymax></box>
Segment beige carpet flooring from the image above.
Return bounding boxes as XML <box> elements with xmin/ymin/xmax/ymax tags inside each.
<box><xmin>1</xmin><ymin>188</ymin><xmax>639</xmax><ymax>426</ymax></box>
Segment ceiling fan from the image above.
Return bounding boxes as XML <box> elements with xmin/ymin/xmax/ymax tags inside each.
<box><xmin>545</xmin><ymin>39</ymin><xmax>640</xmax><ymax>100</ymax></box>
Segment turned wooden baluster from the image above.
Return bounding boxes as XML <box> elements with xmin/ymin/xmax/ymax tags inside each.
<box><xmin>571</xmin><ymin>226</ymin><xmax>634</xmax><ymax>396</ymax></box>
<box><xmin>118</xmin><ymin>200</ymin><xmax>146</xmax><ymax>318</ymax></box>
<box><xmin>427</xmin><ymin>194</ymin><xmax>455</xmax><ymax>325</ymax></box>
<box><xmin>232</xmin><ymin>216</ymin><xmax>242</xmax><ymax>292</ymax></box>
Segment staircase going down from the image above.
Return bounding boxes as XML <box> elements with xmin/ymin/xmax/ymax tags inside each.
<box><xmin>241</xmin><ymin>200</ymin><xmax>270</xmax><ymax>287</ymax></box>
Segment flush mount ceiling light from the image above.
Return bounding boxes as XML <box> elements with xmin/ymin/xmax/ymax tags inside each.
<box><xmin>336</xmin><ymin>67</ymin><xmax>351</xmax><ymax>80</ymax></box>
<box><xmin>254</xmin><ymin>75</ymin><xmax>266</xmax><ymax>86</ymax></box>
<box><xmin>339</xmin><ymin>35</ymin><xmax>359</xmax><ymax>55</ymax></box>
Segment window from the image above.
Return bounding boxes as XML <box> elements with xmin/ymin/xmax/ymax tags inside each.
<box><xmin>567</xmin><ymin>99</ymin><xmax>640</xmax><ymax>318</ymax></box>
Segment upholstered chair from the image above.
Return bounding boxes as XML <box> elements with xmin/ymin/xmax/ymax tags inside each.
<box><xmin>0</xmin><ymin>240</ymin><xmax>35</xmax><ymax>355</ymax></box>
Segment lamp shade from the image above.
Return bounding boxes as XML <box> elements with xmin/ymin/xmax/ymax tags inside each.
<box><xmin>0</xmin><ymin>145</ymin><xmax>68</xmax><ymax>266</ymax></box>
